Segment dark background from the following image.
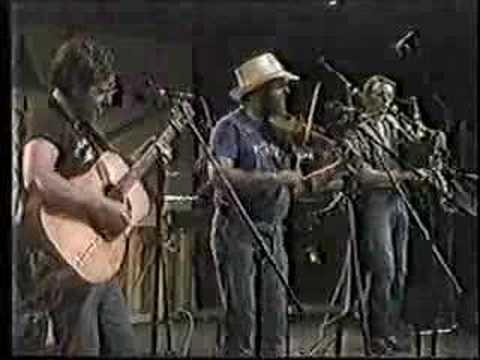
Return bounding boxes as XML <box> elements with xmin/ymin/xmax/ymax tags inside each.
<box><xmin>10</xmin><ymin>0</ymin><xmax>478</xmax><ymax>330</ymax></box>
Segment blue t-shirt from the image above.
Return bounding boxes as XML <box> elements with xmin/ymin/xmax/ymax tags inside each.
<box><xmin>210</xmin><ymin>108</ymin><xmax>291</xmax><ymax>223</ymax></box>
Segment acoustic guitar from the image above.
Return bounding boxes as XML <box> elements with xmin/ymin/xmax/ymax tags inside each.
<box><xmin>39</xmin><ymin>100</ymin><xmax>195</xmax><ymax>284</ymax></box>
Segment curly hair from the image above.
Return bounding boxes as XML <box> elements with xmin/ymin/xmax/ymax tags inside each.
<box><xmin>49</xmin><ymin>35</ymin><xmax>115</xmax><ymax>97</ymax></box>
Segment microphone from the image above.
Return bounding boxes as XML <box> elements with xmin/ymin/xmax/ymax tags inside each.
<box><xmin>394</xmin><ymin>29</ymin><xmax>420</xmax><ymax>59</ymax></box>
<box><xmin>349</xmin><ymin>87</ymin><xmax>360</xmax><ymax>96</ymax></box>
<box><xmin>317</xmin><ymin>55</ymin><xmax>326</xmax><ymax>66</ymax></box>
<box><xmin>410</xmin><ymin>96</ymin><xmax>421</xmax><ymax>121</ymax></box>
<box><xmin>317</xmin><ymin>55</ymin><xmax>360</xmax><ymax>95</ymax></box>
<box><xmin>144</xmin><ymin>75</ymin><xmax>195</xmax><ymax>100</ymax></box>
<box><xmin>325</xmin><ymin>100</ymin><xmax>356</xmax><ymax>113</ymax></box>
<box><xmin>155</xmin><ymin>87</ymin><xmax>195</xmax><ymax>100</ymax></box>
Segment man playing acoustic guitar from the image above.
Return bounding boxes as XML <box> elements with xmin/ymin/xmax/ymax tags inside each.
<box><xmin>16</xmin><ymin>35</ymin><xmax>137</xmax><ymax>356</ymax></box>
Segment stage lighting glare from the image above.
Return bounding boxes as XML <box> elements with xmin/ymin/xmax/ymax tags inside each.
<box><xmin>326</xmin><ymin>0</ymin><xmax>343</xmax><ymax>9</ymax></box>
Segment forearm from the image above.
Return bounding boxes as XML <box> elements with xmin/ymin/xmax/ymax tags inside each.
<box><xmin>212</xmin><ymin>167</ymin><xmax>280</xmax><ymax>195</ymax></box>
<box><xmin>28</xmin><ymin>171</ymin><xmax>100</xmax><ymax>222</ymax></box>
<box><xmin>306</xmin><ymin>159</ymin><xmax>347</xmax><ymax>194</ymax></box>
<box><xmin>356</xmin><ymin>165</ymin><xmax>412</xmax><ymax>187</ymax></box>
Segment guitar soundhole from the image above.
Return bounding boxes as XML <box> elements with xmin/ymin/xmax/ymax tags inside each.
<box><xmin>104</xmin><ymin>184</ymin><xmax>123</xmax><ymax>202</ymax></box>
<box><xmin>104</xmin><ymin>184</ymin><xmax>115</xmax><ymax>196</ymax></box>
<box><xmin>104</xmin><ymin>183</ymin><xmax>131</xmax><ymax>216</ymax></box>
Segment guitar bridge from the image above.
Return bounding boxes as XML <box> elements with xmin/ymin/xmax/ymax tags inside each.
<box><xmin>74</xmin><ymin>240</ymin><xmax>98</xmax><ymax>267</ymax></box>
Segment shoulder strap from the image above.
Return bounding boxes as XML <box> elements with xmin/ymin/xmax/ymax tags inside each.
<box><xmin>49</xmin><ymin>89</ymin><xmax>119</xmax><ymax>185</ymax></box>
<box><xmin>50</xmin><ymin>88</ymin><xmax>118</xmax><ymax>155</ymax></box>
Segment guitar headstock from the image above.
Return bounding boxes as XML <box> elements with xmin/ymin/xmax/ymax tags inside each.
<box><xmin>169</xmin><ymin>99</ymin><xmax>195</xmax><ymax>133</ymax></box>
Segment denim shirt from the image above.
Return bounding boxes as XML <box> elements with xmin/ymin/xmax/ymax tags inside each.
<box><xmin>210</xmin><ymin>108</ymin><xmax>292</xmax><ymax>224</ymax></box>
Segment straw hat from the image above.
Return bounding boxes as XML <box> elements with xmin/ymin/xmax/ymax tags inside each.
<box><xmin>229</xmin><ymin>52</ymin><xmax>300</xmax><ymax>101</ymax></box>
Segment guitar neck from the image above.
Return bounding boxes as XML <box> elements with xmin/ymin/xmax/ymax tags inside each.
<box><xmin>115</xmin><ymin>124</ymin><xmax>179</xmax><ymax>195</ymax></box>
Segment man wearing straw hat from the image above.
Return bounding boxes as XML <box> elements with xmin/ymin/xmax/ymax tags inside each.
<box><xmin>208</xmin><ymin>52</ymin><xmax>307</xmax><ymax>357</ymax></box>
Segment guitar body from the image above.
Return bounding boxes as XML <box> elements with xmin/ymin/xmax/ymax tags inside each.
<box><xmin>40</xmin><ymin>151</ymin><xmax>151</xmax><ymax>284</ymax></box>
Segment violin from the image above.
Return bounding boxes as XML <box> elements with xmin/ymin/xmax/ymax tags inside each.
<box><xmin>268</xmin><ymin>113</ymin><xmax>344</xmax><ymax>176</ymax></box>
<box><xmin>268</xmin><ymin>113</ymin><xmax>337</xmax><ymax>147</ymax></box>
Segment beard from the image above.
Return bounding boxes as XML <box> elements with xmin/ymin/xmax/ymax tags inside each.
<box><xmin>262</xmin><ymin>91</ymin><xmax>288</xmax><ymax>118</ymax></box>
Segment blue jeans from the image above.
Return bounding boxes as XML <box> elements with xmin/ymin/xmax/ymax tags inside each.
<box><xmin>354</xmin><ymin>190</ymin><xmax>409</xmax><ymax>338</ymax></box>
<box><xmin>211</xmin><ymin>211</ymin><xmax>289</xmax><ymax>357</ymax></box>
<box><xmin>50</xmin><ymin>281</ymin><xmax>137</xmax><ymax>356</ymax></box>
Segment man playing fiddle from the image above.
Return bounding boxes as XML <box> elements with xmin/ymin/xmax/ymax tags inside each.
<box><xmin>208</xmin><ymin>52</ymin><xmax>341</xmax><ymax>357</ymax></box>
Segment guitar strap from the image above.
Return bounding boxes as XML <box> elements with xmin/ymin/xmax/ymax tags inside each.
<box><xmin>50</xmin><ymin>88</ymin><xmax>114</xmax><ymax>186</ymax></box>
<box><xmin>51</xmin><ymin>89</ymin><xmax>116</xmax><ymax>151</ymax></box>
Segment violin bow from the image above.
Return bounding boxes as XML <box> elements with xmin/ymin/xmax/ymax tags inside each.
<box><xmin>303</xmin><ymin>81</ymin><xmax>323</xmax><ymax>146</ymax></box>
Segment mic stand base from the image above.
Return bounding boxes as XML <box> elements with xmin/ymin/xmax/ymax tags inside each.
<box><xmin>300</xmin><ymin>194</ymin><xmax>372</xmax><ymax>357</ymax></box>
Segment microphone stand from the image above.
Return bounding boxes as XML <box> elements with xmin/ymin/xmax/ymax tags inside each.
<box><xmin>149</xmin><ymin>162</ymin><xmax>165</xmax><ymax>356</ymax></box>
<box><xmin>148</xmin><ymin>98</ymin><xmax>195</xmax><ymax>357</ymax></box>
<box><xmin>318</xmin><ymin>59</ymin><xmax>465</xmax><ymax>295</ymax></box>
<box><xmin>183</xmin><ymin>111</ymin><xmax>305</xmax><ymax>314</ymax></box>
<box><xmin>298</xmin><ymin>61</ymin><xmax>466</xmax><ymax>355</ymax></box>
<box><xmin>354</xmin><ymin>121</ymin><xmax>464</xmax><ymax>295</ymax></box>
<box><xmin>296</xmin><ymin>179</ymin><xmax>373</xmax><ymax>357</ymax></box>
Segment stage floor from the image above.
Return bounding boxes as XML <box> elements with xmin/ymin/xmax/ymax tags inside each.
<box><xmin>132</xmin><ymin>312</ymin><xmax>478</xmax><ymax>357</ymax></box>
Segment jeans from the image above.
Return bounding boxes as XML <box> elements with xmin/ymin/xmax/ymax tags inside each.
<box><xmin>354</xmin><ymin>190</ymin><xmax>409</xmax><ymax>338</ymax></box>
<box><xmin>211</xmin><ymin>211</ymin><xmax>289</xmax><ymax>357</ymax></box>
<box><xmin>51</xmin><ymin>281</ymin><xmax>137</xmax><ymax>356</ymax></box>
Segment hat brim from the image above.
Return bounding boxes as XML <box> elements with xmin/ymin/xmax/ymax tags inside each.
<box><xmin>229</xmin><ymin>70</ymin><xmax>300</xmax><ymax>102</ymax></box>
